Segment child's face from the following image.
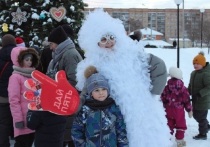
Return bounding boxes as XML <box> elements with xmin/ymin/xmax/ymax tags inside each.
<box><xmin>98</xmin><ymin>33</ymin><xmax>116</xmax><ymax>49</ymax></box>
<box><xmin>91</xmin><ymin>88</ymin><xmax>108</xmax><ymax>101</ymax></box>
<box><xmin>23</xmin><ymin>56</ymin><xmax>32</xmax><ymax>68</ymax></box>
<box><xmin>193</xmin><ymin>64</ymin><xmax>203</xmax><ymax>70</ymax></box>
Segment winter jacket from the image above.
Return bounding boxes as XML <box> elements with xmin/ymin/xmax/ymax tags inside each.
<box><xmin>0</xmin><ymin>44</ymin><xmax>16</xmax><ymax>99</ymax></box>
<box><xmin>188</xmin><ymin>62</ymin><xmax>210</xmax><ymax>110</ymax></box>
<box><xmin>161</xmin><ymin>78</ymin><xmax>192</xmax><ymax>112</ymax></box>
<box><xmin>71</xmin><ymin>97</ymin><xmax>129</xmax><ymax>147</ymax></box>
<box><xmin>161</xmin><ymin>78</ymin><xmax>192</xmax><ymax>134</ymax></box>
<box><xmin>27</xmin><ymin>110</ymin><xmax>67</xmax><ymax>147</ymax></box>
<box><xmin>8</xmin><ymin>47</ymin><xmax>39</xmax><ymax>137</ymax></box>
<box><xmin>148</xmin><ymin>53</ymin><xmax>167</xmax><ymax>95</ymax></box>
<box><xmin>46</xmin><ymin>39</ymin><xmax>83</xmax><ymax>142</ymax></box>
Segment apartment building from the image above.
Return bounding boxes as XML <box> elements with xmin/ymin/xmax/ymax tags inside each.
<box><xmin>84</xmin><ymin>8</ymin><xmax>210</xmax><ymax>43</ymax></box>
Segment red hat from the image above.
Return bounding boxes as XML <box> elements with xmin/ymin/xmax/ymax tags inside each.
<box><xmin>15</xmin><ymin>37</ymin><xmax>25</xmax><ymax>47</ymax></box>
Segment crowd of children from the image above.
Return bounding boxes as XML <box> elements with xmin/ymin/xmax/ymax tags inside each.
<box><xmin>0</xmin><ymin>9</ymin><xmax>210</xmax><ymax>147</ymax></box>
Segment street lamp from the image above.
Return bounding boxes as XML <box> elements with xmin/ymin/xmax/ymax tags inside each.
<box><xmin>174</xmin><ymin>0</ymin><xmax>182</xmax><ymax>68</ymax></box>
<box><xmin>200</xmin><ymin>8</ymin><xmax>205</xmax><ymax>49</ymax></box>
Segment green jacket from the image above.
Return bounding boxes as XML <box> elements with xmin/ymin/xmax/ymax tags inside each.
<box><xmin>188</xmin><ymin>62</ymin><xmax>210</xmax><ymax>110</ymax></box>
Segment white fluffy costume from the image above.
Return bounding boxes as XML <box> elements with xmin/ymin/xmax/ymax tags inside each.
<box><xmin>76</xmin><ymin>9</ymin><xmax>171</xmax><ymax>147</ymax></box>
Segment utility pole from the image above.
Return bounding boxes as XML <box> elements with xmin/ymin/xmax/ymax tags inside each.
<box><xmin>182</xmin><ymin>0</ymin><xmax>185</xmax><ymax>48</ymax></box>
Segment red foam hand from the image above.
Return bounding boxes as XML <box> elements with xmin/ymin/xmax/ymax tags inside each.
<box><xmin>31</xmin><ymin>70</ymin><xmax>80</xmax><ymax>115</ymax></box>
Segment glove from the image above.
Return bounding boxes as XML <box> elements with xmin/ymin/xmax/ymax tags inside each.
<box><xmin>15</xmin><ymin>121</ymin><xmax>24</xmax><ymax>128</ymax></box>
<box><xmin>188</xmin><ymin>111</ymin><xmax>193</xmax><ymax>118</ymax></box>
<box><xmin>23</xmin><ymin>70</ymin><xmax>80</xmax><ymax>116</ymax></box>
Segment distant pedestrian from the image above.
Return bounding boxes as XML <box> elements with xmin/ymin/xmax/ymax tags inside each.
<box><xmin>173</xmin><ymin>40</ymin><xmax>177</xmax><ymax>48</ymax></box>
<box><xmin>161</xmin><ymin>67</ymin><xmax>193</xmax><ymax>147</ymax></box>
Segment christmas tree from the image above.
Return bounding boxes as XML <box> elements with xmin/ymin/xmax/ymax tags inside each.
<box><xmin>0</xmin><ymin>0</ymin><xmax>87</xmax><ymax>47</ymax></box>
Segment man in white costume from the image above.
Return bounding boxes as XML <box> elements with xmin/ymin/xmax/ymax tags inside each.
<box><xmin>76</xmin><ymin>9</ymin><xmax>172</xmax><ymax>147</ymax></box>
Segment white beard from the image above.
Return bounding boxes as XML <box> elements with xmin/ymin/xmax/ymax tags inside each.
<box><xmin>76</xmin><ymin>42</ymin><xmax>172</xmax><ymax>147</ymax></box>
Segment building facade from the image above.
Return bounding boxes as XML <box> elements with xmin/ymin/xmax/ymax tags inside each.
<box><xmin>84</xmin><ymin>8</ymin><xmax>210</xmax><ymax>45</ymax></box>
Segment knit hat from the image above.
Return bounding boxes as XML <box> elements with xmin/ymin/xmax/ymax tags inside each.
<box><xmin>15</xmin><ymin>37</ymin><xmax>26</xmax><ymax>47</ymax></box>
<box><xmin>169</xmin><ymin>66</ymin><xmax>183</xmax><ymax>80</ymax></box>
<box><xmin>193</xmin><ymin>51</ymin><xmax>206</xmax><ymax>67</ymax></box>
<box><xmin>86</xmin><ymin>73</ymin><xmax>110</xmax><ymax>96</ymax></box>
<box><xmin>48</xmin><ymin>26</ymin><xmax>68</xmax><ymax>45</ymax></box>
<box><xmin>84</xmin><ymin>66</ymin><xmax>110</xmax><ymax>96</ymax></box>
<box><xmin>2</xmin><ymin>34</ymin><xmax>16</xmax><ymax>47</ymax></box>
<box><xmin>61</xmin><ymin>24</ymin><xmax>75</xmax><ymax>40</ymax></box>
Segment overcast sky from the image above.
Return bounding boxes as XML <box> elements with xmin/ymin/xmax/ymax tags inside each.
<box><xmin>83</xmin><ymin>0</ymin><xmax>210</xmax><ymax>9</ymax></box>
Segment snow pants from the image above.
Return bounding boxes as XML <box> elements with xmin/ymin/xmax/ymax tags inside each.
<box><xmin>165</xmin><ymin>107</ymin><xmax>187</xmax><ymax>140</ymax></box>
<box><xmin>193</xmin><ymin>109</ymin><xmax>209</xmax><ymax>134</ymax></box>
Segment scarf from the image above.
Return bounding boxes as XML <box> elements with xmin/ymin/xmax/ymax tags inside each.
<box><xmin>46</xmin><ymin>38</ymin><xmax>75</xmax><ymax>78</ymax></box>
<box><xmin>85</xmin><ymin>97</ymin><xmax>115</xmax><ymax>110</ymax></box>
<box><xmin>13</xmin><ymin>65</ymin><xmax>34</xmax><ymax>77</ymax></box>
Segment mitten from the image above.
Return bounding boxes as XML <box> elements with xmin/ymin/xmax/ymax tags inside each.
<box><xmin>15</xmin><ymin>121</ymin><xmax>24</xmax><ymax>128</ymax></box>
<box><xmin>188</xmin><ymin>111</ymin><xmax>193</xmax><ymax>118</ymax></box>
<box><xmin>24</xmin><ymin>70</ymin><xmax>80</xmax><ymax>115</ymax></box>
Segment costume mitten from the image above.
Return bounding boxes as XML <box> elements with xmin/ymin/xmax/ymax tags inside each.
<box><xmin>188</xmin><ymin>111</ymin><xmax>193</xmax><ymax>118</ymax></box>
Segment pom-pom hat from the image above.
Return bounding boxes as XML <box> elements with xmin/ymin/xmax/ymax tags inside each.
<box><xmin>193</xmin><ymin>51</ymin><xmax>206</xmax><ymax>67</ymax></box>
<box><xmin>169</xmin><ymin>66</ymin><xmax>183</xmax><ymax>80</ymax></box>
<box><xmin>84</xmin><ymin>66</ymin><xmax>110</xmax><ymax>96</ymax></box>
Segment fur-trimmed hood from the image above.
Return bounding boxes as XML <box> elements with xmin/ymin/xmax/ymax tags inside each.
<box><xmin>11</xmin><ymin>47</ymin><xmax>39</xmax><ymax>68</ymax></box>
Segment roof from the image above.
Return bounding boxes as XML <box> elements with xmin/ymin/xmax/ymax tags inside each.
<box><xmin>140</xmin><ymin>39</ymin><xmax>172</xmax><ymax>48</ymax></box>
<box><xmin>140</xmin><ymin>28</ymin><xmax>163</xmax><ymax>36</ymax></box>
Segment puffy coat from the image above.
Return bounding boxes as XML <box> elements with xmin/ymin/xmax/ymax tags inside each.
<box><xmin>71</xmin><ymin>98</ymin><xmax>128</xmax><ymax>147</ymax></box>
<box><xmin>8</xmin><ymin>47</ymin><xmax>38</xmax><ymax>137</ymax></box>
<box><xmin>188</xmin><ymin>63</ymin><xmax>210</xmax><ymax>110</ymax></box>
<box><xmin>161</xmin><ymin>78</ymin><xmax>192</xmax><ymax>112</ymax></box>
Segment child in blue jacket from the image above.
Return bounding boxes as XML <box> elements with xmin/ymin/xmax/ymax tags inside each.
<box><xmin>71</xmin><ymin>66</ymin><xmax>128</xmax><ymax>147</ymax></box>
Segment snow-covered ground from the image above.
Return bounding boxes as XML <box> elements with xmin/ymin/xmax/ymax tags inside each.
<box><xmin>146</xmin><ymin>47</ymin><xmax>210</xmax><ymax>147</ymax></box>
<box><xmin>10</xmin><ymin>47</ymin><xmax>210</xmax><ymax>147</ymax></box>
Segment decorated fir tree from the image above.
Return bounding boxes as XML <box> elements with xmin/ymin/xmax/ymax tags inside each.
<box><xmin>0</xmin><ymin>0</ymin><xmax>87</xmax><ymax>47</ymax></box>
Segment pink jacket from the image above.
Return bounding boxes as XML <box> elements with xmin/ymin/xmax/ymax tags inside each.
<box><xmin>8</xmin><ymin>47</ymin><xmax>35</xmax><ymax>137</ymax></box>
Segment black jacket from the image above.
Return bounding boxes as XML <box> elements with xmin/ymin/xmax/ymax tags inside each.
<box><xmin>27</xmin><ymin>110</ymin><xmax>67</xmax><ymax>147</ymax></box>
<box><xmin>0</xmin><ymin>44</ymin><xmax>16</xmax><ymax>98</ymax></box>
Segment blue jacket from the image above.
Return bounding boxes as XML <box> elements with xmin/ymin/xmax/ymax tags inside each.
<box><xmin>71</xmin><ymin>97</ymin><xmax>129</xmax><ymax>147</ymax></box>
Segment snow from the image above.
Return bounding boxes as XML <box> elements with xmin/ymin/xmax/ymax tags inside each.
<box><xmin>146</xmin><ymin>47</ymin><xmax>210</xmax><ymax>147</ymax></box>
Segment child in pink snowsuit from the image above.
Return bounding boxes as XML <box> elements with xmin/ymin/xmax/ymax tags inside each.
<box><xmin>161</xmin><ymin>67</ymin><xmax>193</xmax><ymax>147</ymax></box>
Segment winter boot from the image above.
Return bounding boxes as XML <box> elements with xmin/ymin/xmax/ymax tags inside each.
<box><xmin>176</xmin><ymin>139</ymin><xmax>186</xmax><ymax>147</ymax></box>
<box><xmin>193</xmin><ymin>133</ymin><xmax>207</xmax><ymax>140</ymax></box>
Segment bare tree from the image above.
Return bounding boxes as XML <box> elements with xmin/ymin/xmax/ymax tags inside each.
<box><xmin>203</xmin><ymin>20</ymin><xmax>210</xmax><ymax>48</ymax></box>
<box><xmin>129</xmin><ymin>18</ymin><xmax>143</xmax><ymax>32</ymax></box>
